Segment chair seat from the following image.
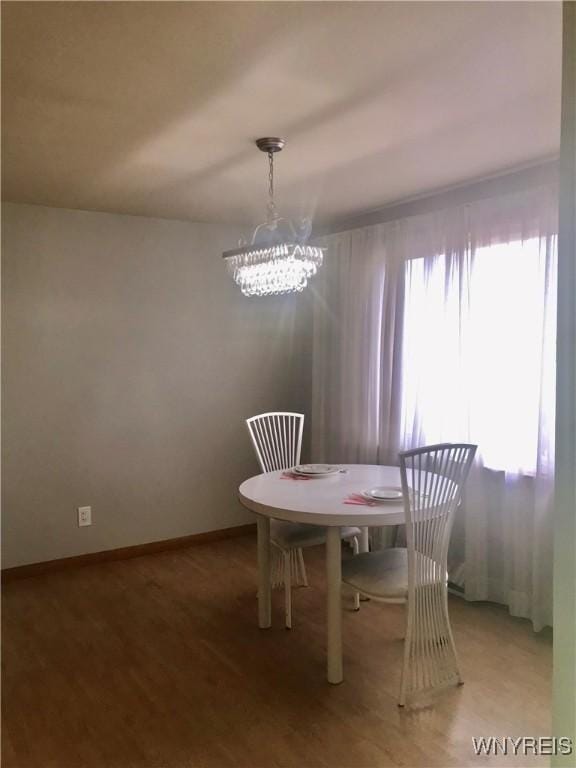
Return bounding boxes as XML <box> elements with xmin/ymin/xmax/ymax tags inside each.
<box><xmin>342</xmin><ymin>547</ymin><xmax>446</xmax><ymax>600</ymax></box>
<box><xmin>270</xmin><ymin>519</ymin><xmax>361</xmax><ymax>549</ymax></box>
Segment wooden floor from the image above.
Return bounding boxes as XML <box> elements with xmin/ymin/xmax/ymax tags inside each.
<box><xmin>2</xmin><ymin>535</ymin><xmax>551</xmax><ymax>768</ymax></box>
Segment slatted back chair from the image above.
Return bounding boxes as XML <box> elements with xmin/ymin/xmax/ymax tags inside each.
<box><xmin>246</xmin><ymin>412</ymin><xmax>304</xmax><ymax>473</ymax></box>
<box><xmin>398</xmin><ymin>442</ymin><xmax>477</xmax><ymax>704</ymax></box>
<box><xmin>246</xmin><ymin>412</ymin><xmax>306</xmax><ymax>627</ymax></box>
<box><xmin>246</xmin><ymin>411</ymin><xmax>361</xmax><ymax>628</ymax></box>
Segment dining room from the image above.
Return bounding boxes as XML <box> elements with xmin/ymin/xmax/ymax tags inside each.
<box><xmin>2</xmin><ymin>2</ymin><xmax>575</xmax><ymax>767</ymax></box>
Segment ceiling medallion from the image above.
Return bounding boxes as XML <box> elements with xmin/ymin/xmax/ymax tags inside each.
<box><xmin>222</xmin><ymin>138</ymin><xmax>324</xmax><ymax>297</ymax></box>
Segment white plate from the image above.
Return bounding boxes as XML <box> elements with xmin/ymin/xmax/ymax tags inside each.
<box><xmin>293</xmin><ymin>464</ymin><xmax>340</xmax><ymax>476</ymax></box>
<box><xmin>361</xmin><ymin>486</ymin><xmax>404</xmax><ymax>502</ymax></box>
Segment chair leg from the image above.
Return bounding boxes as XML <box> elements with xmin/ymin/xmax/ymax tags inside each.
<box><xmin>284</xmin><ymin>551</ymin><xmax>292</xmax><ymax>629</ymax></box>
<box><xmin>271</xmin><ymin>546</ymin><xmax>284</xmax><ymax>589</ymax></box>
<box><xmin>443</xmin><ymin>589</ymin><xmax>463</xmax><ymax>685</ymax></box>
<box><xmin>398</xmin><ymin>605</ymin><xmax>412</xmax><ymax>707</ymax></box>
<box><xmin>296</xmin><ymin>547</ymin><xmax>308</xmax><ymax>587</ymax></box>
<box><xmin>351</xmin><ymin>537</ymin><xmax>360</xmax><ymax>611</ymax></box>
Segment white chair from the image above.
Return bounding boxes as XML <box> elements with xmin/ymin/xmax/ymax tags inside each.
<box><xmin>247</xmin><ymin>412</ymin><xmax>361</xmax><ymax>629</ymax></box>
<box><xmin>342</xmin><ymin>443</ymin><xmax>477</xmax><ymax>705</ymax></box>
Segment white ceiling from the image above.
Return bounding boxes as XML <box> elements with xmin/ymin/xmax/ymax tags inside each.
<box><xmin>1</xmin><ymin>1</ymin><xmax>562</xmax><ymax>228</ymax></box>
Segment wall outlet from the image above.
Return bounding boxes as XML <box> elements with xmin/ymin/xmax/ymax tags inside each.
<box><xmin>78</xmin><ymin>506</ymin><xmax>92</xmax><ymax>527</ymax></box>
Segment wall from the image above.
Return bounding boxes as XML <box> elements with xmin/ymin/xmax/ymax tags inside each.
<box><xmin>553</xmin><ymin>1</ymin><xmax>576</xmax><ymax>760</ymax></box>
<box><xmin>1</xmin><ymin>203</ymin><xmax>311</xmax><ymax>568</ymax></box>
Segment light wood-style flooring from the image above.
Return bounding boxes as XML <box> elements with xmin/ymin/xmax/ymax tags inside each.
<box><xmin>2</xmin><ymin>534</ymin><xmax>551</xmax><ymax>768</ymax></box>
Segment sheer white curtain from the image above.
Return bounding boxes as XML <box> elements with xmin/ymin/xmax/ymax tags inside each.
<box><xmin>312</xmin><ymin>184</ymin><xmax>558</xmax><ymax>630</ymax></box>
<box><xmin>311</xmin><ymin>224</ymin><xmax>403</xmax><ymax>465</ymax></box>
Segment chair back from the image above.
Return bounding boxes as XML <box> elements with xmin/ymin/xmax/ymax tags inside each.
<box><xmin>246</xmin><ymin>412</ymin><xmax>304</xmax><ymax>472</ymax></box>
<box><xmin>399</xmin><ymin>443</ymin><xmax>476</xmax><ymax>586</ymax></box>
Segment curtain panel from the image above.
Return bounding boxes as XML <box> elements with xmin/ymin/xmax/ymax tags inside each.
<box><xmin>312</xmin><ymin>183</ymin><xmax>558</xmax><ymax>630</ymax></box>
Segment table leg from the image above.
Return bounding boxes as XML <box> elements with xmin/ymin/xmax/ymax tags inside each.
<box><xmin>358</xmin><ymin>526</ymin><xmax>371</xmax><ymax>602</ymax></box>
<box><xmin>359</xmin><ymin>527</ymin><xmax>370</xmax><ymax>553</ymax></box>
<box><xmin>257</xmin><ymin>516</ymin><xmax>271</xmax><ymax>629</ymax></box>
<box><xmin>326</xmin><ymin>526</ymin><xmax>343</xmax><ymax>684</ymax></box>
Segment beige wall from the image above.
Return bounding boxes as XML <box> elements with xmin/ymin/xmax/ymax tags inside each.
<box><xmin>1</xmin><ymin>203</ymin><xmax>311</xmax><ymax>568</ymax></box>
<box><xmin>553</xmin><ymin>1</ymin><xmax>576</xmax><ymax>758</ymax></box>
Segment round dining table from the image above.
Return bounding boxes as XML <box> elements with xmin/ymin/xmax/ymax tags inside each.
<box><xmin>238</xmin><ymin>464</ymin><xmax>406</xmax><ymax>684</ymax></box>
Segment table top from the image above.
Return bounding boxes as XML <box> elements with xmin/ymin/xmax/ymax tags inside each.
<box><xmin>239</xmin><ymin>464</ymin><xmax>405</xmax><ymax>527</ymax></box>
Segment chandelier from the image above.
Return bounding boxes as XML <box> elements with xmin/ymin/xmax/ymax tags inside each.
<box><xmin>222</xmin><ymin>137</ymin><xmax>324</xmax><ymax>297</ymax></box>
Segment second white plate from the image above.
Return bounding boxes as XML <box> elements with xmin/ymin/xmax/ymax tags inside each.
<box><xmin>361</xmin><ymin>486</ymin><xmax>404</xmax><ymax>502</ymax></box>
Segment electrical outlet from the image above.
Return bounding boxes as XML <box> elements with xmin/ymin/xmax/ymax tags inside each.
<box><xmin>78</xmin><ymin>506</ymin><xmax>92</xmax><ymax>527</ymax></box>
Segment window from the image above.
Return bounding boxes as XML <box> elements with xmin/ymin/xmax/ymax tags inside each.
<box><xmin>401</xmin><ymin>237</ymin><xmax>557</xmax><ymax>475</ymax></box>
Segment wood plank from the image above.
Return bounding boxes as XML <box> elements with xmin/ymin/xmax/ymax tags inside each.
<box><xmin>1</xmin><ymin>523</ymin><xmax>256</xmax><ymax>582</ymax></box>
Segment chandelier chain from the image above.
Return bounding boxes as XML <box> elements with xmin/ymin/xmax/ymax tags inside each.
<box><xmin>267</xmin><ymin>151</ymin><xmax>278</xmax><ymax>222</ymax></box>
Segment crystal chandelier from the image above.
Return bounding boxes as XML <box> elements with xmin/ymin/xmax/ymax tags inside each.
<box><xmin>223</xmin><ymin>137</ymin><xmax>324</xmax><ymax>297</ymax></box>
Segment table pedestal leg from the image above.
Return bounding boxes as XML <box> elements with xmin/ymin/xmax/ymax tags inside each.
<box><xmin>359</xmin><ymin>527</ymin><xmax>369</xmax><ymax>553</ymax></box>
<box><xmin>358</xmin><ymin>526</ymin><xmax>371</xmax><ymax>602</ymax></box>
<box><xmin>326</xmin><ymin>526</ymin><xmax>343</xmax><ymax>684</ymax></box>
<box><xmin>257</xmin><ymin>516</ymin><xmax>271</xmax><ymax>629</ymax></box>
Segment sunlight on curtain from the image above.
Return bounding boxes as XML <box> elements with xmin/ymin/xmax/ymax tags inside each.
<box><xmin>400</xmin><ymin>229</ymin><xmax>557</xmax><ymax>630</ymax></box>
<box><xmin>312</xmin><ymin>184</ymin><xmax>558</xmax><ymax>629</ymax></box>
<box><xmin>402</xmin><ymin>237</ymin><xmax>557</xmax><ymax>475</ymax></box>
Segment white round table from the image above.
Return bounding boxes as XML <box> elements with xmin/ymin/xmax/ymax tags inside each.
<box><xmin>238</xmin><ymin>464</ymin><xmax>405</xmax><ymax>684</ymax></box>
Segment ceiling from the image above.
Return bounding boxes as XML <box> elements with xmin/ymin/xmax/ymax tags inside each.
<box><xmin>1</xmin><ymin>1</ymin><xmax>562</xmax><ymax>229</ymax></box>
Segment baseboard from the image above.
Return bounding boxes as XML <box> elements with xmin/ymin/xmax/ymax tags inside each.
<box><xmin>1</xmin><ymin>523</ymin><xmax>256</xmax><ymax>582</ymax></box>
